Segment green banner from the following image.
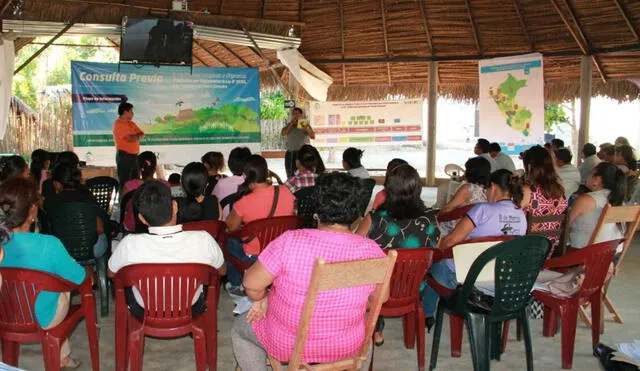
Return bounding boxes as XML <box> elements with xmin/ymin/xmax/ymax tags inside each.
<box><xmin>74</xmin><ymin>132</ymin><xmax>261</xmax><ymax>147</ymax></box>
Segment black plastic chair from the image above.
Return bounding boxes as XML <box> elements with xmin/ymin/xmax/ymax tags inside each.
<box><xmin>294</xmin><ymin>186</ymin><xmax>317</xmax><ymax>228</ymax></box>
<box><xmin>429</xmin><ymin>235</ymin><xmax>551</xmax><ymax>371</ymax></box>
<box><xmin>47</xmin><ymin>202</ymin><xmax>113</xmax><ymax>317</ymax></box>
<box><xmin>359</xmin><ymin>178</ymin><xmax>376</xmax><ymax>216</ymax></box>
<box><xmin>220</xmin><ymin>192</ymin><xmax>241</xmax><ymax>213</ymax></box>
<box><xmin>86</xmin><ymin>176</ymin><xmax>119</xmax><ymax>215</ymax></box>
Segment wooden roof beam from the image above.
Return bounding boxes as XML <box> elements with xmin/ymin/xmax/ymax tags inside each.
<box><xmin>29</xmin><ymin>42</ymin><xmax>117</xmax><ymax>48</ymax></box>
<box><xmin>219</xmin><ymin>0</ymin><xmax>224</xmax><ymax>14</ymax></box>
<box><xmin>511</xmin><ymin>0</ymin><xmax>533</xmax><ymax>51</ymax></box>
<box><xmin>379</xmin><ymin>0</ymin><xmax>391</xmax><ymax>86</ymax></box>
<box><xmin>612</xmin><ymin>0</ymin><xmax>640</xmax><ymax>42</ymax></box>
<box><xmin>463</xmin><ymin>0</ymin><xmax>482</xmax><ymax>55</ymax></box>
<box><xmin>193</xmin><ymin>52</ymin><xmax>210</xmax><ymax>67</ymax></box>
<box><xmin>193</xmin><ymin>39</ymin><xmax>228</xmax><ymax>67</ymax></box>
<box><xmin>339</xmin><ymin>0</ymin><xmax>346</xmax><ymax>87</ymax></box>
<box><xmin>549</xmin><ymin>0</ymin><xmax>607</xmax><ymax>82</ymax></box>
<box><xmin>260</xmin><ymin>0</ymin><xmax>266</xmax><ymax>18</ymax></box>
<box><xmin>417</xmin><ymin>0</ymin><xmax>434</xmax><ymax>56</ymax></box>
<box><xmin>0</xmin><ymin>0</ymin><xmax>12</xmax><ymax>17</ymax></box>
<box><xmin>218</xmin><ymin>42</ymin><xmax>250</xmax><ymax>67</ymax></box>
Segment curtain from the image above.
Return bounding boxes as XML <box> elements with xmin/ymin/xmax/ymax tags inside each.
<box><xmin>277</xmin><ymin>49</ymin><xmax>333</xmax><ymax>102</ymax></box>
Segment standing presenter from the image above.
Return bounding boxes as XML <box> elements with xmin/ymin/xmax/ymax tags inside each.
<box><xmin>281</xmin><ymin>107</ymin><xmax>315</xmax><ymax>178</ymax></box>
<box><xmin>113</xmin><ymin>101</ymin><xmax>144</xmax><ymax>190</ymax></box>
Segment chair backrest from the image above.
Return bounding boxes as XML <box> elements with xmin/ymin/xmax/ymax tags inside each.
<box><xmin>383</xmin><ymin>248</ymin><xmax>434</xmax><ymax>311</ymax></box>
<box><xmin>220</xmin><ymin>192</ymin><xmax>241</xmax><ymax>211</ymax></box>
<box><xmin>287</xmin><ymin>251</ymin><xmax>397</xmax><ymax>369</ymax></box>
<box><xmin>588</xmin><ymin>204</ymin><xmax>640</xmax><ymax>273</ymax></box>
<box><xmin>182</xmin><ymin>220</ymin><xmax>227</xmax><ymax>246</ymax></box>
<box><xmin>436</xmin><ymin>204</ymin><xmax>475</xmax><ymax>224</ymax></box>
<box><xmin>454</xmin><ymin>235</ymin><xmax>551</xmax><ymax>319</ymax></box>
<box><xmin>294</xmin><ymin>186</ymin><xmax>317</xmax><ymax>229</ymax></box>
<box><xmin>48</xmin><ymin>202</ymin><xmax>104</xmax><ymax>261</ymax></box>
<box><xmin>574</xmin><ymin>239</ymin><xmax>624</xmax><ymax>299</ymax></box>
<box><xmin>526</xmin><ymin>211</ymin><xmax>569</xmax><ymax>256</ymax></box>
<box><xmin>113</xmin><ymin>263</ymin><xmax>219</xmax><ymax>327</ymax></box>
<box><xmin>86</xmin><ymin>176</ymin><xmax>119</xmax><ymax>214</ymax></box>
<box><xmin>234</xmin><ymin>215</ymin><xmax>301</xmax><ymax>253</ymax></box>
<box><xmin>358</xmin><ymin>178</ymin><xmax>377</xmax><ymax>216</ymax></box>
<box><xmin>0</xmin><ymin>268</ymin><xmax>79</xmax><ymax>333</ymax></box>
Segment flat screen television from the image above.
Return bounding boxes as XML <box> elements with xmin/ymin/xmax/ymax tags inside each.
<box><xmin>120</xmin><ymin>17</ymin><xmax>193</xmax><ymax>66</ymax></box>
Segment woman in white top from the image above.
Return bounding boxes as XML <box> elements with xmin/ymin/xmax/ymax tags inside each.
<box><xmin>342</xmin><ymin>147</ymin><xmax>370</xmax><ymax>179</ymax></box>
<box><xmin>569</xmin><ymin>162</ymin><xmax>626</xmax><ymax>250</ymax></box>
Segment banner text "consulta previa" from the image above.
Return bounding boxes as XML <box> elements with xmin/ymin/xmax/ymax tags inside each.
<box><xmin>78</xmin><ymin>72</ymin><xmax>164</xmax><ymax>83</ymax></box>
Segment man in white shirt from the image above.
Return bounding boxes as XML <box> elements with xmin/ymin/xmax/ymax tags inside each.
<box><xmin>579</xmin><ymin>143</ymin><xmax>601</xmax><ymax>184</ymax></box>
<box><xmin>555</xmin><ymin>148</ymin><xmax>581</xmax><ymax>198</ymax></box>
<box><xmin>489</xmin><ymin>142</ymin><xmax>516</xmax><ymax>172</ymax></box>
<box><xmin>474</xmin><ymin>138</ymin><xmax>498</xmax><ymax>172</ymax></box>
<box><xmin>109</xmin><ymin>180</ymin><xmax>226</xmax><ymax>283</ymax></box>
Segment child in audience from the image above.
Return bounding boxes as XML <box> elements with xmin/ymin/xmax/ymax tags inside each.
<box><xmin>168</xmin><ymin>172</ymin><xmax>185</xmax><ymax>197</ymax></box>
<box><xmin>213</xmin><ymin>147</ymin><xmax>252</xmax><ymax>219</ymax></box>
<box><xmin>343</xmin><ymin>147</ymin><xmax>370</xmax><ymax>179</ymax></box>
<box><xmin>285</xmin><ymin>144</ymin><xmax>323</xmax><ymax>194</ymax></box>
<box><xmin>202</xmin><ymin>151</ymin><xmax>227</xmax><ymax>196</ymax></box>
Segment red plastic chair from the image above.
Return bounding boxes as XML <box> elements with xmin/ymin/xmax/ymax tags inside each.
<box><xmin>425</xmin><ymin>236</ymin><xmax>513</xmax><ymax>358</ymax></box>
<box><xmin>369</xmin><ymin>248</ymin><xmax>434</xmax><ymax>371</ymax></box>
<box><xmin>113</xmin><ymin>264</ymin><xmax>221</xmax><ymax>371</ymax></box>
<box><xmin>182</xmin><ymin>220</ymin><xmax>228</xmax><ymax>247</ymax></box>
<box><xmin>226</xmin><ymin>215</ymin><xmax>301</xmax><ymax>275</ymax></box>
<box><xmin>533</xmin><ymin>238</ymin><xmax>624</xmax><ymax>369</ymax></box>
<box><xmin>0</xmin><ymin>267</ymin><xmax>99</xmax><ymax>371</ymax></box>
<box><xmin>436</xmin><ymin>204</ymin><xmax>475</xmax><ymax>224</ymax></box>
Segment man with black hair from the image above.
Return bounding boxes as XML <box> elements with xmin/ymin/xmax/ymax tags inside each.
<box><xmin>281</xmin><ymin>107</ymin><xmax>315</xmax><ymax>178</ymax></box>
<box><xmin>113</xmin><ymin>101</ymin><xmax>144</xmax><ymax>190</ymax></box>
<box><xmin>555</xmin><ymin>148</ymin><xmax>581</xmax><ymax>198</ymax></box>
<box><xmin>473</xmin><ymin>138</ymin><xmax>498</xmax><ymax>172</ymax></box>
<box><xmin>489</xmin><ymin>142</ymin><xmax>516</xmax><ymax>172</ymax></box>
<box><xmin>109</xmin><ymin>180</ymin><xmax>226</xmax><ymax>279</ymax></box>
<box><xmin>579</xmin><ymin>143</ymin><xmax>601</xmax><ymax>183</ymax></box>
<box><xmin>551</xmin><ymin>138</ymin><xmax>565</xmax><ymax>151</ymax></box>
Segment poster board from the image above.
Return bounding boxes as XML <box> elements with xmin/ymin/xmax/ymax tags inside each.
<box><xmin>71</xmin><ymin>62</ymin><xmax>260</xmax><ymax>165</ymax></box>
<box><xmin>478</xmin><ymin>53</ymin><xmax>544</xmax><ymax>155</ymax></box>
<box><xmin>308</xmin><ymin>99</ymin><xmax>424</xmax><ymax>146</ymax></box>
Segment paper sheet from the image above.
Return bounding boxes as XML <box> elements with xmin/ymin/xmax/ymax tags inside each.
<box><xmin>452</xmin><ymin>241</ymin><xmax>501</xmax><ymax>284</ymax></box>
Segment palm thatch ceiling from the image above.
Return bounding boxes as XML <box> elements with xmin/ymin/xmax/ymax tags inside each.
<box><xmin>4</xmin><ymin>0</ymin><xmax>640</xmax><ymax>102</ymax></box>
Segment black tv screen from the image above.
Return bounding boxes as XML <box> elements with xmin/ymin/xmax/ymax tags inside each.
<box><xmin>120</xmin><ymin>18</ymin><xmax>193</xmax><ymax>66</ymax></box>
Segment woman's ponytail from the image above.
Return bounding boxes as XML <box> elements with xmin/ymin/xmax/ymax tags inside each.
<box><xmin>489</xmin><ymin>169</ymin><xmax>523</xmax><ymax>208</ymax></box>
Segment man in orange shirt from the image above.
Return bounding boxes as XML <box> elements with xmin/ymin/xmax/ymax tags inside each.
<box><xmin>113</xmin><ymin>102</ymin><xmax>144</xmax><ymax>189</ymax></box>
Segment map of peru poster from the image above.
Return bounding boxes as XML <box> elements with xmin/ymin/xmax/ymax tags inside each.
<box><xmin>479</xmin><ymin>53</ymin><xmax>544</xmax><ymax>155</ymax></box>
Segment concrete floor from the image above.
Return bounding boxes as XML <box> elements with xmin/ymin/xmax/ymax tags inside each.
<box><xmin>8</xmin><ymin>236</ymin><xmax>640</xmax><ymax>371</ymax></box>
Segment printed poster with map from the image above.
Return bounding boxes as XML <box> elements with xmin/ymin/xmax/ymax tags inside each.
<box><xmin>479</xmin><ymin>53</ymin><xmax>544</xmax><ymax>155</ymax></box>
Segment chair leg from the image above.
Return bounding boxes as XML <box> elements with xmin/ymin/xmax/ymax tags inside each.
<box><xmin>85</xmin><ymin>303</ymin><xmax>101</xmax><ymax>371</ymax></box>
<box><xmin>521</xmin><ymin>314</ymin><xmax>534</xmax><ymax>371</ymax></box>
<box><xmin>465</xmin><ymin>312</ymin><xmax>489</xmax><ymax>371</ymax></box>
<box><xmin>193</xmin><ymin>328</ymin><xmax>207</xmax><ymax>371</ymax></box>
<box><xmin>1</xmin><ymin>339</ymin><xmax>20</xmax><ymax>366</ymax></box>
<box><xmin>578</xmin><ymin>305</ymin><xmax>592</xmax><ymax>328</ymax></box>
<box><xmin>603</xmin><ymin>294</ymin><xmax>623</xmax><ymax>324</ymax></box>
<box><xmin>417</xmin><ymin>309</ymin><xmax>426</xmax><ymax>371</ymax></box>
<box><xmin>449</xmin><ymin>314</ymin><xmax>464</xmax><ymax>358</ymax></box>
<box><xmin>128</xmin><ymin>328</ymin><xmax>145</xmax><ymax>371</ymax></box>
<box><xmin>96</xmin><ymin>256</ymin><xmax>109</xmax><ymax>317</ymax></box>
<box><xmin>429</xmin><ymin>303</ymin><xmax>445</xmax><ymax>371</ymax></box>
<box><xmin>590</xmin><ymin>293</ymin><xmax>602</xmax><ymax>350</ymax></box>
<box><xmin>403</xmin><ymin>312</ymin><xmax>416</xmax><ymax>349</ymax></box>
<box><xmin>368</xmin><ymin>344</ymin><xmax>375</xmax><ymax>371</ymax></box>
<box><xmin>205</xmin><ymin>311</ymin><xmax>217</xmax><ymax>371</ymax></box>
<box><xmin>42</xmin><ymin>335</ymin><xmax>61</xmax><ymax>371</ymax></box>
<box><xmin>115</xmin><ymin>310</ymin><xmax>128</xmax><ymax>371</ymax></box>
<box><xmin>560</xmin><ymin>305</ymin><xmax>579</xmax><ymax>369</ymax></box>
<box><xmin>516</xmin><ymin>319</ymin><xmax>523</xmax><ymax>341</ymax></box>
<box><xmin>501</xmin><ymin>321</ymin><xmax>510</xmax><ymax>354</ymax></box>
<box><xmin>543</xmin><ymin>306</ymin><xmax>557</xmax><ymax>337</ymax></box>
<box><xmin>491</xmin><ymin>322</ymin><xmax>502</xmax><ymax>361</ymax></box>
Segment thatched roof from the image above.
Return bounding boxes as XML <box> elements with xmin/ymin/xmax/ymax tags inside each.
<box><xmin>5</xmin><ymin>0</ymin><xmax>640</xmax><ymax>102</ymax></box>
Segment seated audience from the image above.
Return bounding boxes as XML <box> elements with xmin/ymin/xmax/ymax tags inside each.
<box><xmin>0</xmin><ymin>177</ymin><xmax>86</xmax><ymax>368</ymax></box>
<box><xmin>357</xmin><ymin>164</ymin><xmax>439</xmax><ymax>346</ymax></box>
<box><xmin>544</xmin><ymin>143</ymin><xmax>552</xmax><ymax>151</ymax></box>
<box><xmin>225</xmin><ymin>155</ymin><xmax>296</xmax><ymax>295</ymax></box>
<box><xmin>285</xmin><ymin>144</ymin><xmax>323</xmax><ymax>194</ymax></box>
<box><xmin>109</xmin><ymin>181</ymin><xmax>226</xmax><ymax>312</ymax></box>
<box><xmin>213</xmin><ymin>147</ymin><xmax>252</xmax><ymax>219</ymax></box>
<box><xmin>41</xmin><ymin>151</ymin><xmax>79</xmax><ymax>202</ymax></box>
<box><xmin>554</xmin><ymin>148</ymin><xmax>581</xmax><ymax>198</ymax></box>
<box><xmin>371</xmin><ymin>158</ymin><xmax>408</xmax><ymax>210</ymax></box>
<box><xmin>44</xmin><ymin>164</ymin><xmax>108</xmax><ymax>259</ymax></box>
<box><xmin>598</xmin><ymin>144</ymin><xmax>615</xmax><ymax>162</ymax></box>
<box><xmin>122</xmin><ymin>151</ymin><xmax>169</xmax><ymax>231</ymax></box>
<box><xmin>343</xmin><ymin>147</ymin><xmax>370</xmax><ymax>179</ymax></box>
<box><xmin>176</xmin><ymin>162</ymin><xmax>222</xmax><ymax>224</ymax></box>
<box><xmin>569</xmin><ymin>162</ymin><xmax>625</xmax><ymax>253</ymax></box>
<box><xmin>30</xmin><ymin>149</ymin><xmax>50</xmax><ymax>193</ymax></box>
<box><xmin>424</xmin><ymin>170</ymin><xmax>526</xmax><ymax>327</ymax></box>
<box><xmin>521</xmin><ymin>146</ymin><xmax>568</xmax><ymax>255</ymax></box>
<box><xmin>551</xmin><ymin>138</ymin><xmax>564</xmax><ymax>151</ymax></box>
<box><xmin>579</xmin><ymin>143</ymin><xmax>601</xmax><ymax>184</ymax></box>
<box><xmin>0</xmin><ymin>155</ymin><xmax>28</xmax><ymax>184</ymax></box>
<box><xmin>168</xmin><ymin>172</ymin><xmax>184</xmax><ymax>198</ymax></box>
<box><xmin>615</xmin><ymin>136</ymin><xmax>630</xmax><ymax>147</ymax></box>
<box><xmin>474</xmin><ymin>138</ymin><xmax>498</xmax><ymax>172</ymax></box>
<box><xmin>202</xmin><ymin>151</ymin><xmax>227</xmax><ymax>196</ymax></box>
<box><xmin>489</xmin><ymin>142</ymin><xmax>516</xmax><ymax>172</ymax></box>
<box><xmin>231</xmin><ymin>172</ymin><xmax>383</xmax><ymax>371</ymax></box>
<box><xmin>614</xmin><ymin>144</ymin><xmax>637</xmax><ymax>174</ymax></box>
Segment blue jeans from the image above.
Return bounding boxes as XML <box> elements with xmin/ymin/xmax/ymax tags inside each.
<box><xmin>422</xmin><ymin>260</ymin><xmax>458</xmax><ymax>317</ymax></box>
<box><xmin>226</xmin><ymin>237</ymin><xmax>258</xmax><ymax>286</ymax></box>
<box><xmin>94</xmin><ymin>233</ymin><xmax>108</xmax><ymax>258</ymax></box>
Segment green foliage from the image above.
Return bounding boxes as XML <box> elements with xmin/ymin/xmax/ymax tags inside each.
<box><xmin>148</xmin><ymin>104</ymin><xmax>259</xmax><ymax>134</ymax></box>
<box><xmin>544</xmin><ymin>103</ymin><xmax>570</xmax><ymax>133</ymax></box>
<box><xmin>260</xmin><ymin>90</ymin><xmax>288</xmax><ymax>120</ymax></box>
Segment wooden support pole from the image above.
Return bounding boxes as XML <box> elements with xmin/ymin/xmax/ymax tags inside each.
<box><xmin>14</xmin><ymin>5</ymin><xmax>94</xmax><ymax>75</ymax></box>
<box><xmin>29</xmin><ymin>42</ymin><xmax>117</xmax><ymax>48</ymax></box>
<box><xmin>379</xmin><ymin>0</ymin><xmax>391</xmax><ymax>86</ymax></box>
<box><xmin>217</xmin><ymin>42</ymin><xmax>250</xmax><ymax>67</ymax></box>
<box><xmin>426</xmin><ymin>62</ymin><xmax>438</xmax><ymax>186</ymax></box>
<box><xmin>578</xmin><ymin>55</ymin><xmax>592</xmax><ymax>163</ymax></box>
<box><xmin>463</xmin><ymin>0</ymin><xmax>482</xmax><ymax>55</ymax></box>
<box><xmin>612</xmin><ymin>0</ymin><xmax>640</xmax><ymax>41</ymax></box>
<box><xmin>193</xmin><ymin>39</ymin><xmax>228</xmax><ymax>66</ymax></box>
<box><xmin>511</xmin><ymin>0</ymin><xmax>533</xmax><ymax>51</ymax></box>
<box><xmin>338</xmin><ymin>0</ymin><xmax>346</xmax><ymax>87</ymax></box>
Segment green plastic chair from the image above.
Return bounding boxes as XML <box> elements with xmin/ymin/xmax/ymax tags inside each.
<box><xmin>294</xmin><ymin>186</ymin><xmax>317</xmax><ymax>228</ymax></box>
<box><xmin>429</xmin><ymin>235</ymin><xmax>551</xmax><ymax>371</ymax></box>
<box><xmin>47</xmin><ymin>202</ymin><xmax>113</xmax><ymax>317</ymax></box>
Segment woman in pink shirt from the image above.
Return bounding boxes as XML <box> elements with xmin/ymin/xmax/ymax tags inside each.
<box><xmin>231</xmin><ymin>172</ymin><xmax>384</xmax><ymax>370</ymax></box>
